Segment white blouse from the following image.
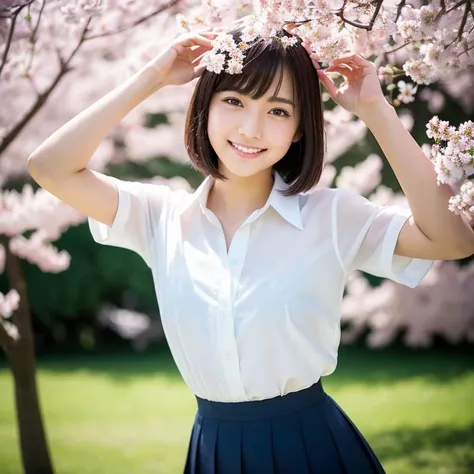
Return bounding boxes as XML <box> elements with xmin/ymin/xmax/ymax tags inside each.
<box><xmin>88</xmin><ymin>172</ymin><xmax>433</xmax><ymax>402</ymax></box>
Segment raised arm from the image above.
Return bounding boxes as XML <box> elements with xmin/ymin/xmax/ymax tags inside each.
<box><xmin>27</xmin><ymin>32</ymin><xmax>216</xmax><ymax>227</ymax></box>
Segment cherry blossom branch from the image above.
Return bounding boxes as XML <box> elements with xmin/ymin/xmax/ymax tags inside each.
<box><xmin>458</xmin><ymin>0</ymin><xmax>472</xmax><ymax>40</ymax></box>
<box><xmin>31</xmin><ymin>0</ymin><xmax>46</xmax><ymax>43</ymax></box>
<box><xmin>24</xmin><ymin>0</ymin><xmax>47</xmax><ymax>76</ymax></box>
<box><xmin>446</xmin><ymin>0</ymin><xmax>469</xmax><ymax>14</ymax></box>
<box><xmin>0</xmin><ymin>18</ymin><xmax>91</xmax><ymax>157</ymax></box>
<box><xmin>0</xmin><ymin>1</ymin><xmax>182</xmax><ymax>158</ymax></box>
<box><xmin>335</xmin><ymin>0</ymin><xmax>384</xmax><ymax>30</ymax></box>
<box><xmin>0</xmin><ymin>0</ymin><xmax>35</xmax><ymax>78</ymax></box>
<box><xmin>84</xmin><ymin>0</ymin><xmax>183</xmax><ymax>41</ymax></box>
<box><xmin>285</xmin><ymin>0</ymin><xmax>384</xmax><ymax>31</ymax></box>
<box><xmin>383</xmin><ymin>41</ymin><xmax>410</xmax><ymax>55</ymax></box>
<box><xmin>442</xmin><ymin>1</ymin><xmax>473</xmax><ymax>50</ymax></box>
<box><xmin>395</xmin><ymin>0</ymin><xmax>407</xmax><ymax>22</ymax></box>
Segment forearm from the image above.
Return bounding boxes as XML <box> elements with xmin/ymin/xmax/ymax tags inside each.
<box><xmin>28</xmin><ymin>64</ymin><xmax>162</xmax><ymax>176</ymax></box>
<box><xmin>360</xmin><ymin>102</ymin><xmax>474</xmax><ymax>251</ymax></box>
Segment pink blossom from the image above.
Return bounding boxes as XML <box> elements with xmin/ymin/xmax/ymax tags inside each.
<box><xmin>0</xmin><ymin>289</ymin><xmax>20</xmax><ymax>319</ymax></box>
<box><xmin>1</xmin><ymin>0</ymin><xmax>474</xmax><ymax>351</ymax></box>
<box><xmin>397</xmin><ymin>80</ymin><xmax>418</xmax><ymax>104</ymax></box>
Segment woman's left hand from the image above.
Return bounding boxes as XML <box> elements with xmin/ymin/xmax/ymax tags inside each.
<box><xmin>304</xmin><ymin>45</ymin><xmax>388</xmax><ymax>118</ymax></box>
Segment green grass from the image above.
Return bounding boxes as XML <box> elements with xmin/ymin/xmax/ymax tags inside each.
<box><xmin>0</xmin><ymin>345</ymin><xmax>473</xmax><ymax>474</ymax></box>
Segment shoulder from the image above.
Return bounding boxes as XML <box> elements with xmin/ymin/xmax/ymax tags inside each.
<box><xmin>302</xmin><ymin>187</ymin><xmax>384</xmax><ymax>226</ymax></box>
<box><xmin>310</xmin><ymin>186</ymin><xmax>378</xmax><ymax>210</ymax></box>
<box><xmin>113</xmin><ymin>176</ymin><xmax>193</xmax><ymax>210</ymax></box>
<box><xmin>301</xmin><ymin>186</ymin><xmax>349</xmax><ymax>213</ymax></box>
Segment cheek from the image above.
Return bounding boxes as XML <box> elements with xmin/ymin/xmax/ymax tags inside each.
<box><xmin>207</xmin><ymin>106</ymin><xmax>229</xmax><ymax>142</ymax></box>
<box><xmin>269</xmin><ymin>120</ymin><xmax>299</xmax><ymax>145</ymax></box>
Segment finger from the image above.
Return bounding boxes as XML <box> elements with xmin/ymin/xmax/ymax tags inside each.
<box><xmin>308</xmin><ymin>53</ymin><xmax>330</xmax><ymax>70</ymax></box>
<box><xmin>283</xmin><ymin>22</ymin><xmax>299</xmax><ymax>35</ymax></box>
<box><xmin>177</xmin><ymin>33</ymin><xmax>216</xmax><ymax>49</ymax></box>
<box><xmin>189</xmin><ymin>45</ymin><xmax>212</xmax><ymax>63</ymax></box>
<box><xmin>193</xmin><ymin>63</ymin><xmax>207</xmax><ymax>79</ymax></box>
<box><xmin>326</xmin><ymin>64</ymin><xmax>357</xmax><ymax>78</ymax></box>
<box><xmin>326</xmin><ymin>63</ymin><xmax>356</xmax><ymax>74</ymax></box>
<box><xmin>331</xmin><ymin>53</ymin><xmax>371</xmax><ymax>68</ymax></box>
<box><xmin>316</xmin><ymin>70</ymin><xmax>338</xmax><ymax>99</ymax></box>
<box><xmin>200</xmin><ymin>31</ymin><xmax>221</xmax><ymax>39</ymax></box>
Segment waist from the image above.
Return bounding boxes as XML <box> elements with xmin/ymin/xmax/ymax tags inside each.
<box><xmin>195</xmin><ymin>380</ymin><xmax>326</xmax><ymax>422</ymax></box>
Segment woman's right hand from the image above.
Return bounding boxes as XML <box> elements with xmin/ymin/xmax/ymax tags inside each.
<box><xmin>148</xmin><ymin>31</ymin><xmax>219</xmax><ymax>87</ymax></box>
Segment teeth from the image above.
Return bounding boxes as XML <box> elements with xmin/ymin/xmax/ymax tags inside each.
<box><xmin>232</xmin><ymin>142</ymin><xmax>263</xmax><ymax>154</ymax></box>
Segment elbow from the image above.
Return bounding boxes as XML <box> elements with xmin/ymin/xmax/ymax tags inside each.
<box><xmin>27</xmin><ymin>155</ymin><xmax>55</xmax><ymax>187</ymax></box>
<box><xmin>27</xmin><ymin>155</ymin><xmax>43</xmax><ymax>181</ymax></box>
<box><xmin>448</xmin><ymin>238</ymin><xmax>474</xmax><ymax>260</ymax></box>
<box><xmin>458</xmin><ymin>243</ymin><xmax>474</xmax><ymax>260</ymax></box>
<box><xmin>27</xmin><ymin>154</ymin><xmax>57</xmax><ymax>181</ymax></box>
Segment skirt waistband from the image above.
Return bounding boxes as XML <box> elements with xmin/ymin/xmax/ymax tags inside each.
<box><xmin>195</xmin><ymin>380</ymin><xmax>326</xmax><ymax>422</ymax></box>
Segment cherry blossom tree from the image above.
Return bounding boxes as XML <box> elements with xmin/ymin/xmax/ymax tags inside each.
<box><xmin>0</xmin><ymin>1</ymin><xmax>192</xmax><ymax>471</ymax></box>
<box><xmin>1</xmin><ymin>0</ymin><xmax>473</xmax><ymax>472</ymax></box>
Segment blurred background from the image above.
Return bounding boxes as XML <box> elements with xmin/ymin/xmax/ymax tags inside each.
<box><xmin>1</xmin><ymin>1</ymin><xmax>473</xmax><ymax>473</ymax></box>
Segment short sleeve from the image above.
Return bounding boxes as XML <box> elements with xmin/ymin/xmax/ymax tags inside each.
<box><xmin>88</xmin><ymin>177</ymin><xmax>171</xmax><ymax>268</ymax></box>
<box><xmin>332</xmin><ymin>188</ymin><xmax>434</xmax><ymax>288</ymax></box>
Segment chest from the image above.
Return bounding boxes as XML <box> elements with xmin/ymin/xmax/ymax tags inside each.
<box><xmin>156</xmin><ymin>210</ymin><xmax>342</xmax><ymax>313</ymax></box>
<box><xmin>219</xmin><ymin>217</ymin><xmax>245</xmax><ymax>252</ymax></box>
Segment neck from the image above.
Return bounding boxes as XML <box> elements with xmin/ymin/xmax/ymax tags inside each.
<box><xmin>207</xmin><ymin>168</ymin><xmax>274</xmax><ymax>220</ymax></box>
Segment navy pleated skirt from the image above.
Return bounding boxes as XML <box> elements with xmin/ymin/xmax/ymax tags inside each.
<box><xmin>184</xmin><ymin>380</ymin><xmax>385</xmax><ymax>474</ymax></box>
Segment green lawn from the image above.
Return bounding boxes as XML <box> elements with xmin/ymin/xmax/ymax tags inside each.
<box><xmin>0</xmin><ymin>345</ymin><xmax>473</xmax><ymax>474</ymax></box>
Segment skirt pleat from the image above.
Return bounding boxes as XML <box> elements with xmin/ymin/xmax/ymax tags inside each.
<box><xmin>215</xmin><ymin>422</ymin><xmax>242</xmax><ymax>474</ymax></box>
<box><xmin>297</xmin><ymin>406</ymin><xmax>346</xmax><ymax>473</ymax></box>
<box><xmin>197</xmin><ymin>417</ymin><xmax>218</xmax><ymax>474</ymax></box>
<box><xmin>324</xmin><ymin>396</ymin><xmax>385</xmax><ymax>472</ymax></box>
<box><xmin>184</xmin><ymin>381</ymin><xmax>385</xmax><ymax>474</ymax></box>
<box><xmin>271</xmin><ymin>415</ymin><xmax>310</xmax><ymax>474</ymax></box>
<box><xmin>185</xmin><ymin>413</ymin><xmax>202</xmax><ymax>474</ymax></box>
<box><xmin>241</xmin><ymin>420</ymin><xmax>274</xmax><ymax>473</ymax></box>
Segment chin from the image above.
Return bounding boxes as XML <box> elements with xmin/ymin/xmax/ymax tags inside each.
<box><xmin>219</xmin><ymin>159</ymin><xmax>273</xmax><ymax>179</ymax></box>
<box><xmin>217</xmin><ymin>149</ymin><xmax>282</xmax><ymax>179</ymax></box>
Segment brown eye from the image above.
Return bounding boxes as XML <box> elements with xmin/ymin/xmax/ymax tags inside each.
<box><xmin>271</xmin><ymin>108</ymin><xmax>290</xmax><ymax>117</ymax></box>
<box><xmin>223</xmin><ymin>97</ymin><xmax>242</xmax><ymax>107</ymax></box>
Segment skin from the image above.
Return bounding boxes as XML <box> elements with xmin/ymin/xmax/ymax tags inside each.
<box><xmin>206</xmin><ymin>38</ymin><xmax>474</xmax><ymax>259</ymax></box>
<box><xmin>306</xmin><ymin>47</ymin><xmax>474</xmax><ymax>260</ymax></box>
<box><xmin>206</xmin><ymin>66</ymin><xmax>302</xmax><ymax>244</ymax></box>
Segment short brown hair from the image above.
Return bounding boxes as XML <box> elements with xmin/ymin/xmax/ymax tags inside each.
<box><xmin>184</xmin><ymin>28</ymin><xmax>325</xmax><ymax>196</ymax></box>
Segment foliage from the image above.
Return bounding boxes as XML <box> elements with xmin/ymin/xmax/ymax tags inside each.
<box><xmin>0</xmin><ymin>346</ymin><xmax>473</xmax><ymax>474</ymax></box>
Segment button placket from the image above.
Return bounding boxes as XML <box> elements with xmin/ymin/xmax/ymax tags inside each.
<box><xmin>227</xmin><ymin>225</ymin><xmax>249</xmax><ymax>285</ymax></box>
<box><xmin>217</xmin><ymin>226</ymin><xmax>249</xmax><ymax>398</ymax></box>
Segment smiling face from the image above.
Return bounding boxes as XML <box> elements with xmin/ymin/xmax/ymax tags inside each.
<box><xmin>185</xmin><ymin>29</ymin><xmax>326</xmax><ymax>195</ymax></box>
<box><xmin>207</xmin><ymin>65</ymin><xmax>301</xmax><ymax>179</ymax></box>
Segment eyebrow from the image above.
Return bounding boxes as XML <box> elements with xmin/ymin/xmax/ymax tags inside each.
<box><xmin>268</xmin><ymin>96</ymin><xmax>295</xmax><ymax>108</ymax></box>
<box><xmin>224</xmin><ymin>88</ymin><xmax>295</xmax><ymax>108</ymax></box>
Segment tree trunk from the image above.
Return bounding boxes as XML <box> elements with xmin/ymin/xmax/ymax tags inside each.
<box><xmin>8</xmin><ymin>344</ymin><xmax>54</xmax><ymax>474</ymax></box>
<box><xmin>2</xmin><ymin>241</ymin><xmax>54</xmax><ymax>474</ymax></box>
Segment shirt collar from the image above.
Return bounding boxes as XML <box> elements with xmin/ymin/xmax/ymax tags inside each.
<box><xmin>267</xmin><ymin>172</ymin><xmax>304</xmax><ymax>230</ymax></box>
<box><xmin>177</xmin><ymin>172</ymin><xmax>303</xmax><ymax>230</ymax></box>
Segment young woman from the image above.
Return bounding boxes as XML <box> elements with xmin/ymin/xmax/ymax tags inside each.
<box><xmin>28</xmin><ymin>26</ymin><xmax>474</xmax><ymax>474</ymax></box>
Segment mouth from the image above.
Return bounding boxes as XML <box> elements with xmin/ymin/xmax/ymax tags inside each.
<box><xmin>228</xmin><ymin>141</ymin><xmax>267</xmax><ymax>159</ymax></box>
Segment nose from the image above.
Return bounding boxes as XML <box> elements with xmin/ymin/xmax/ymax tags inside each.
<box><xmin>238</xmin><ymin>111</ymin><xmax>262</xmax><ymax>140</ymax></box>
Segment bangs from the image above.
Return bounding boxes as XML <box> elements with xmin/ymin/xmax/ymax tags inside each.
<box><xmin>185</xmin><ymin>27</ymin><xmax>325</xmax><ymax>195</ymax></box>
<box><xmin>213</xmin><ymin>38</ymin><xmax>292</xmax><ymax>101</ymax></box>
